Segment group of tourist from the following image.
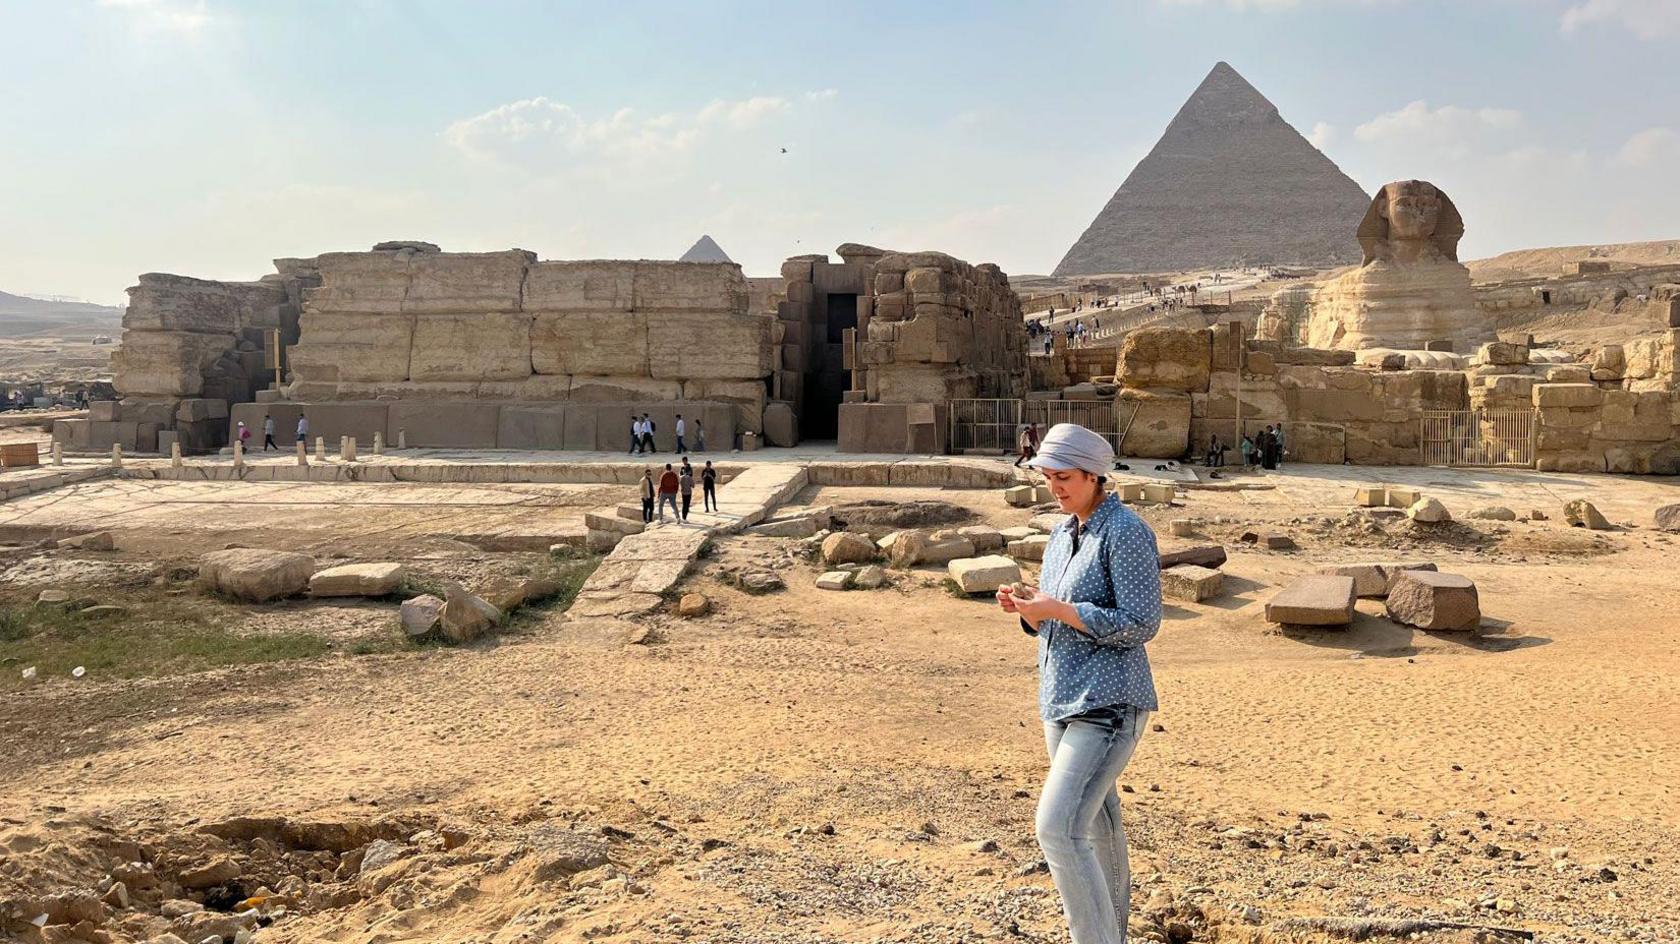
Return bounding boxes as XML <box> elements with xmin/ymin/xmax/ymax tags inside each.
<box><xmin>630</xmin><ymin>412</ymin><xmax>703</xmax><ymax>455</ymax></box>
<box><xmin>637</xmin><ymin>456</ymin><xmax>717</xmax><ymax>524</ymax></box>
<box><xmin>1238</xmin><ymin>423</ymin><xmax>1287</xmax><ymax>470</ymax></box>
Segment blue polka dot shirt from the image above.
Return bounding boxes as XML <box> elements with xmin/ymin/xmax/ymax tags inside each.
<box><xmin>1029</xmin><ymin>492</ymin><xmax>1162</xmax><ymax>721</ymax></box>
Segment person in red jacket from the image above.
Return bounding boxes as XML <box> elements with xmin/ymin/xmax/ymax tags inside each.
<box><xmin>657</xmin><ymin>463</ymin><xmax>680</xmax><ymax>522</ymax></box>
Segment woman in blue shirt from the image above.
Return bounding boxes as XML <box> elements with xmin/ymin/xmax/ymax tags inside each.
<box><xmin>997</xmin><ymin>423</ymin><xmax>1162</xmax><ymax>944</ymax></box>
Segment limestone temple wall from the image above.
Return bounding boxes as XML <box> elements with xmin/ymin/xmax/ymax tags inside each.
<box><xmin>1105</xmin><ymin>323</ymin><xmax>1680</xmax><ymax>473</ymax></box>
<box><xmin>835</xmin><ymin>249</ymin><xmax>1029</xmax><ymax>452</ymax></box>
<box><xmin>55</xmin><ymin>264</ymin><xmax>316</xmax><ymax>454</ymax></box>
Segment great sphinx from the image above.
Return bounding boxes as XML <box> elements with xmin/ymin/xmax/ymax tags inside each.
<box><xmin>1304</xmin><ymin>180</ymin><xmax>1492</xmax><ymax>352</ymax></box>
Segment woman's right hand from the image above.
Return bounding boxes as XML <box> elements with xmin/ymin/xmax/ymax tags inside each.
<box><xmin>996</xmin><ymin>585</ymin><xmax>1020</xmax><ymax>613</ymax></box>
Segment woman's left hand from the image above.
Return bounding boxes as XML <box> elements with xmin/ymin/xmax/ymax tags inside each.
<box><xmin>1012</xmin><ymin>588</ymin><xmax>1068</xmax><ymax>630</ymax></box>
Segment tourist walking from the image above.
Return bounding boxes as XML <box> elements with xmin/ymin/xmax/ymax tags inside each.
<box><xmin>695</xmin><ymin>418</ymin><xmax>706</xmax><ymax>452</ymax></box>
<box><xmin>639</xmin><ymin>468</ymin><xmax>655</xmax><ymax>523</ymax></box>
<box><xmin>1015</xmin><ymin>421</ymin><xmax>1039</xmax><ymax>467</ymax></box>
<box><xmin>1274</xmin><ymin>424</ymin><xmax>1287</xmax><ymax>468</ymax></box>
<box><xmin>657</xmin><ymin>463</ymin><xmax>680</xmax><ymax>522</ymax></box>
<box><xmin>676</xmin><ymin>414</ymin><xmax>687</xmax><ymax>453</ymax></box>
<box><xmin>1240</xmin><ymin>434</ymin><xmax>1255</xmax><ymax>469</ymax></box>
<box><xmin>641</xmin><ymin>413</ymin><xmax>657</xmax><ymax>453</ymax></box>
<box><xmin>261</xmin><ymin>414</ymin><xmax>277</xmax><ymax>451</ymax></box>
<box><xmin>701</xmin><ymin>460</ymin><xmax>718</xmax><ymax>512</ymax></box>
<box><xmin>996</xmin><ymin>423</ymin><xmax>1161</xmax><ymax>944</ymax></box>
<box><xmin>1259</xmin><ymin>426</ymin><xmax>1278</xmax><ymax>470</ymax></box>
<box><xmin>295</xmin><ymin>413</ymin><xmax>309</xmax><ymax>444</ymax></box>
<box><xmin>236</xmin><ymin>421</ymin><xmax>251</xmax><ymax>449</ymax></box>
<box><xmin>1206</xmin><ymin>433</ymin><xmax>1225</xmax><ymax>467</ymax></box>
<box><xmin>630</xmin><ymin>414</ymin><xmax>641</xmax><ymax>455</ymax></box>
<box><xmin>679</xmin><ymin>462</ymin><xmax>694</xmax><ymax>522</ymax></box>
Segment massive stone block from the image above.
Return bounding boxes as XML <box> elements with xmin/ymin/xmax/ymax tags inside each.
<box><xmin>288</xmin><ymin>311</ymin><xmax>414</xmax><ymax>383</ymax></box>
<box><xmin>633</xmin><ymin>261</ymin><xmax>749</xmax><ymax>311</ymax></box>
<box><xmin>403</xmin><ymin>250</ymin><xmax>531</xmax><ymax>314</ymax></box>
<box><xmin>124</xmin><ymin>274</ymin><xmax>287</xmax><ymax>335</ymax></box>
<box><xmin>524</xmin><ymin>260</ymin><xmax>637</xmax><ymax>311</ymax></box>
<box><xmin>385</xmin><ymin>401</ymin><xmax>503</xmax><ymax>448</ymax></box>
<box><xmin>1116</xmin><ymin>327</ymin><xmax>1212</xmax><ymax>392</ymax></box>
<box><xmin>407</xmin><ymin>313</ymin><xmax>533</xmax><ymax>382</ymax></box>
<box><xmin>531</xmin><ymin>310</ymin><xmax>649</xmax><ymax>376</ymax></box>
<box><xmin>309</xmin><ymin>251</ymin><xmax>414</xmax><ymax>314</ymax></box>
<box><xmin>569</xmin><ymin>376</ymin><xmax>683</xmax><ymax>402</ymax></box>
<box><xmin>646</xmin><ymin>310</ymin><xmax>772</xmax><ymax>381</ymax></box>
<box><xmin>113</xmin><ymin>331</ymin><xmax>239</xmax><ymax>397</ymax></box>
<box><xmin>1117</xmin><ymin>388</ymin><xmax>1191</xmax><ymax>458</ymax></box>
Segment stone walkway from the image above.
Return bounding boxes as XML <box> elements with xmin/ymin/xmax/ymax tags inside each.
<box><xmin>570</xmin><ymin>464</ymin><xmax>810</xmax><ymax>617</ymax></box>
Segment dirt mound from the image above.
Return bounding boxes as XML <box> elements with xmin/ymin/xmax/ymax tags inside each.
<box><xmin>829</xmin><ymin>500</ymin><xmax>975</xmax><ymax>535</ymax></box>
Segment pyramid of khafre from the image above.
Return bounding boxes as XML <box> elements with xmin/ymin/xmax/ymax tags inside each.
<box><xmin>1053</xmin><ymin>62</ymin><xmax>1370</xmax><ymax>276</ymax></box>
<box><xmin>678</xmin><ymin>234</ymin><xmax>734</xmax><ymax>263</ymax></box>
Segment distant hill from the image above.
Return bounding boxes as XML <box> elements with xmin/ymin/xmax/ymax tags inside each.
<box><xmin>0</xmin><ymin>290</ymin><xmax>123</xmax><ymax>339</ymax></box>
<box><xmin>1467</xmin><ymin>239</ymin><xmax>1680</xmax><ymax>282</ymax></box>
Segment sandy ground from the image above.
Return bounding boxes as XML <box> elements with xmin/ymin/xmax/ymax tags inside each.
<box><xmin>1</xmin><ymin>465</ymin><xmax>1678</xmax><ymax>943</ymax></box>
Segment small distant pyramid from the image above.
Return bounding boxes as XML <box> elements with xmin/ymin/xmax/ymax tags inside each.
<box><xmin>678</xmin><ymin>235</ymin><xmax>734</xmax><ymax>263</ymax></box>
<box><xmin>1054</xmin><ymin>62</ymin><xmax>1370</xmax><ymax>275</ymax></box>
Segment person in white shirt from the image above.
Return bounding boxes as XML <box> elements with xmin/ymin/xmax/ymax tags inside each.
<box><xmin>676</xmin><ymin>414</ymin><xmax>687</xmax><ymax>453</ymax></box>
<box><xmin>295</xmin><ymin>414</ymin><xmax>309</xmax><ymax>444</ymax></box>
<box><xmin>630</xmin><ymin>415</ymin><xmax>642</xmax><ymax>455</ymax></box>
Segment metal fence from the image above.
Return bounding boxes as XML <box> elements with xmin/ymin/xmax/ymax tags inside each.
<box><xmin>1420</xmin><ymin>409</ymin><xmax>1536</xmax><ymax>468</ymax></box>
<box><xmin>948</xmin><ymin>398</ymin><xmax>1023</xmax><ymax>453</ymax></box>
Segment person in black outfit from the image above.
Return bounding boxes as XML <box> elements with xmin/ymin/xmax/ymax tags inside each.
<box><xmin>701</xmin><ymin>460</ymin><xmax>718</xmax><ymax>512</ymax></box>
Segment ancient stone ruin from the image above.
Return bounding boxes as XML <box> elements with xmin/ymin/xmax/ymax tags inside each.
<box><xmin>1053</xmin><ymin>61</ymin><xmax>1370</xmax><ymax>276</ymax></box>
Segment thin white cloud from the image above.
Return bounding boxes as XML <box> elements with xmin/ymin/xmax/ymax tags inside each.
<box><xmin>803</xmin><ymin>89</ymin><xmax>839</xmax><ymax>103</ymax></box>
<box><xmin>1307</xmin><ymin>121</ymin><xmax>1335</xmax><ymax>148</ymax></box>
<box><xmin>1615</xmin><ymin>126</ymin><xmax>1680</xmax><ymax>166</ymax></box>
<box><xmin>98</xmin><ymin>0</ymin><xmax>211</xmax><ymax>37</ymax></box>
<box><xmin>1561</xmin><ymin>0</ymin><xmax>1680</xmax><ymax>40</ymax></box>
<box><xmin>696</xmin><ymin>96</ymin><xmax>791</xmax><ymax>129</ymax></box>
<box><xmin>444</xmin><ymin>95</ymin><xmax>803</xmax><ymax>175</ymax></box>
<box><xmin>1353</xmin><ymin>101</ymin><xmax>1523</xmax><ymax>159</ymax></box>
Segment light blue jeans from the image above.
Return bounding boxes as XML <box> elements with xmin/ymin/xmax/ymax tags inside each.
<box><xmin>1037</xmin><ymin>704</ymin><xmax>1150</xmax><ymax>944</ymax></box>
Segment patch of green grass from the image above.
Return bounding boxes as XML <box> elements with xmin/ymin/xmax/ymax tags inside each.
<box><xmin>0</xmin><ymin>598</ymin><xmax>331</xmax><ymax>690</ymax></box>
<box><xmin>942</xmin><ymin>578</ymin><xmax>981</xmax><ymax>600</ymax></box>
<box><xmin>394</xmin><ymin>573</ymin><xmax>450</xmax><ymax>600</ymax></box>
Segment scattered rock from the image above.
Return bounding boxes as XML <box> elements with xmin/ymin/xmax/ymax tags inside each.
<box><xmin>1157</xmin><ymin>545</ymin><xmax>1226</xmax><ymax>570</ymax></box>
<box><xmin>816</xmin><ymin>571</ymin><xmax>854</xmax><ymax>591</ymax></box>
<box><xmin>1160</xmin><ymin>564</ymin><xmax>1222</xmax><ymax>603</ymax></box>
<box><xmin>1262</xmin><ymin>533</ymin><xmax>1296</xmax><ymax>550</ymax></box>
<box><xmin>1006</xmin><ymin>534</ymin><xmax>1050</xmax><ymax>562</ymax></box>
<box><xmin>1169</xmin><ymin>519</ymin><xmax>1195</xmax><ymax>537</ymax></box>
<box><xmin>480</xmin><ymin>575</ymin><xmax>561</xmax><ymax>612</ymax></box>
<box><xmin>1317</xmin><ymin>561</ymin><xmax>1436</xmax><ymax>598</ymax></box>
<box><xmin>1563</xmin><ymin>499</ymin><xmax>1611</xmax><ymax>530</ymax></box>
<box><xmin>309</xmin><ymin>562</ymin><xmax>407</xmax><ymax>597</ymax></box>
<box><xmin>1407</xmin><ymin>498</ymin><xmax>1451</xmax><ymax>523</ymax></box>
<box><xmin>746</xmin><ymin>514</ymin><xmax>820</xmax><ymax>538</ymax></box>
<box><xmin>35</xmin><ymin>589</ymin><xmax>69</xmax><ymax>605</ymax></box>
<box><xmin>440</xmin><ymin>583</ymin><xmax>502</xmax><ymax>643</ymax></box>
<box><xmin>853</xmin><ymin>564</ymin><xmax>887</xmax><ymax>590</ymax></box>
<box><xmin>1004</xmin><ymin>485</ymin><xmax>1036</xmax><ymax>507</ymax></box>
<box><xmin>1653</xmin><ymin>503</ymin><xmax>1680</xmax><ymax>532</ymax></box>
<box><xmin>1265</xmin><ymin>575</ymin><xmax>1357</xmax><ymax>626</ymax></box>
<box><xmin>738</xmin><ymin>571</ymin><xmax>784</xmax><ymax>594</ymax></box>
<box><xmin>677</xmin><ymin>593</ymin><xmax>710</xmax><ymax>618</ymax></box>
<box><xmin>400</xmin><ymin>594</ymin><xmax>444</xmax><ymax>637</ymax></box>
<box><xmin>198</xmin><ymin>548</ymin><xmax>316</xmax><ymax>603</ymax></box>
<box><xmin>359</xmin><ymin>839</ymin><xmax>412</xmax><ymax>875</ymax></box>
<box><xmin>1529</xmin><ymin>509</ymin><xmax>1548</xmax><ymax>521</ymax></box>
<box><xmin>179</xmin><ymin>857</ymin><xmax>240</xmax><ymax>890</ymax></box>
<box><xmin>1467</xmin><ymin>506</ymin><xmax>1516</xmax><ymax>521</ymax></box>
<box><xmin>821</xmin><ymin>532</ymin><xmax>877</xmax><ymax>565</ymax></box>
<box><xmin>1027</xmin><ymin>513</ymin><xmax>1067</xmax><ymax>533</ymax></box>
<box><xmin>955</xmin><ymin>525</ymin><xmax>1005</xmax><ymax>553</ymax></box>
<box><xmin>61</xmin><ymin>531</ymin><xmax>115</xmax><ymax>551</ymax></box>
<box><xmin>78</xmin><ymin>604</ymin><xmax>126</xmax><ymax>619</ymax></box>
<box><xmin>947</xmin><ymin>555</ymin><xmax>1023</xmax><ymax>594</ymax></box>
<box><xmin>1386</xmin><ymin>570</ymin><xmax>1480</xmax><ymax>632</ymax></box>
<box><xmin>160</xmin><ymin>899</ymin><xmax>204</xmax><ymax>918</ymax></box>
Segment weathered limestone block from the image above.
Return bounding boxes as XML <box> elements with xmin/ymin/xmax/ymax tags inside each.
<box><xmin>1115</xmin><ymin>327</ymin><xmax>1211</xmax><ymax>392</ymax></box>
<box><xmin>1318</xmin><ymin>561</ymin><xmax>1437</xmax><ymax>598</ymax></box>
<box><xmin>198</xmin><ymin>549</ymin><xmax>316</xmax><ymax>603</ymax></box>
<box><xmin>646</xmin><ymin>311</ymin><xmax>771</xmax><ymax>381</ymax></box>
<box><xmin>524</xmin><ymin>260</ymin><xmax>636</xmax><ymax>311</ymax></box>
<box><xmin>876</xmin><ymin>365</ymin><xmax>974</xmax><ymax>404</ymax></box>
<box><xmin>530</xmin><ymin>310</ymin><xmax>648</xmax><ymax>376</ymax></box>
<box><xmin>288</xmin><ymin>311</ymin><xmax>415</xmax><ymax>384</ymax></box>
<box><xmin>568</xmin><ymin>376</ymin><xmax>683</xmax><ymax>402</ymax></box>
<box><xmin>1533</xmin><ymin>383</ymin><xmax>1603</xmax><ymax>409</ymax></box>
<box><xmin>403</xmin><ymin>250</ymin><xmax>532</xmax><ymax>314</ymax></box>
<box><xmin>308</xmin><ymin>251</ymin><xmax>415</xmax><ymax>314</ymax></box>
<box><xmin>633</xmin><ymin>261</ymin><xmax>749</xmax><ymax>311</ymax></box>
<box><xmin>762</xmin><ymin>401</ymin><xmax>798</xmax><ymax>447</ymax></box>
<box><xmin>1161</xmin><ymin>564</ymin><xmax>1222</xmax><ymax>603</ymax></box>
<box><xmin>309</xmin><ymin>562</ymin><xmax>407</xmax><ymax>597</ymax></box>
<box><xmin>1117</xmin><ymin>388</ymin><xmax>1191</xmax><ymax>458</ymax></box>
<box><xmin>1201</xmin><ymin>371</ymin><xmax>1287</xmax><ymax>420</ymax></box>
<box><xmin>1563</xmin><ymin>499</ymin><xmax>1612</xmax><ymax>530</ymax></box>
<box><xmin>1265</xmin><ymin>575</ymin><xmax>1357</xmax><ymax>626</ymax></box>
<box><xmin>408</xmin><ymin>313</ymin><xmax>533</xmax><ymax>382</ymax></box>
<box><xmin>1476</xmin><ymin>341</ymin><xmax>1528</xmax><ymax>366</ymax></box>
<box><xmin>948</xmin><ymin>555</ymin><xmax>1022</xmax><ymax>594</ymax></box>
<box><xmin>1385</xmin><ymin>570</ymin><xmax>1479</xmax><ymax>631</ymax></box>
<box><xmin>113</xmin><ymin>331</ymin><xmax>238</xmax><ymax>397</ymax></box>
<box><xmin>124</xmin><ymin>273</ymin><xmax>287</xmax><ymax>335</ymax></box>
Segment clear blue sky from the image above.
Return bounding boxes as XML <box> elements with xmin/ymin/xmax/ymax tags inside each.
<box><xmin>2</xmin><ymin>0</ymin><xmax>1677</xmax><ymax>303</ymax></box>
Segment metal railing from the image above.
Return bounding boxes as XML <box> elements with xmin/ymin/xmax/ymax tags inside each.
<box><xmin>948</xmin><ymin>398</ymin><xmax>1023</xmax><ymax>453</ymax></box>
<box><xmin>1421</xmin><ymin>409</ymin><xmax>1536</xmax><ymax>468</ymax></box>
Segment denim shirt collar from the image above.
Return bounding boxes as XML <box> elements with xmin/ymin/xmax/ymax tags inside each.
<box><xmin>1058</xmin><ymin>492</ymin><xmax>1122</xmax><ymax>543</ymax></box>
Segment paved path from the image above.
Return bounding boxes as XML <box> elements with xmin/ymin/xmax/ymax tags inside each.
<box><xmin>571</xmin><ymin>464</ymin><xmax>810</xmax><ymax>618</ymax></box>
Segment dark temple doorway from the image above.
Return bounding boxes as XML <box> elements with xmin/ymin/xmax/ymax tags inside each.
<box><xmin>801</xmin><ymin>292</ymin><xmax>856</xmax><ymax>439</ymax></box>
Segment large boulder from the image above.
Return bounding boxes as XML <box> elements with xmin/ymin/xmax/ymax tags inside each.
<box><xmin>1406</xmin><ymin>498</ymin><xmax>1452</xmax><ymax>523</ymax></box>
<box><xmin>947</xmin><ymin>555</ymin><xmax>1022</xmax><ymax>594</ymax></box>
<box><xmin>1386</xmin><ymin>570</ymin><xmax>1480</xmax><ymax>631</ymax></box>
<box><xmin>1116</xmin><ymin>388</ymin><xmax>1192</xmax><ymax>459</ymax></box>
<box><xmin>1264</xmin><ymin>576</ymin><xmax>1357</xmax><ymax>626</ymax></box>
<box><xmin>198</xmin><ymin>549</ymin><xmax>316</xmax><ymax>603</ymax></box>
<box><xmin>400</xmin><ymin>594</ymin><xmax>444</xmax><ymax>637</ymax></box>
<box><xmin>309</xmin><ymin>562</ymin><xmax>407</xmax><ymax>597</ymax></box>
<box><xmin>1115</xmin><ymin>327</ymin><xmax>1211</xmax><ymax>393</ymax></box>
<box><xmin>1563</xmin><ymin>499</ymin><xmax>1612</xmax><ymax>530</ymax></box>
<box><xmin>1160</xmin><ymin>564</ymin><xmax>1222</xmax><ymax>603</ymax></box>
<box><xmin>440</xmin><ymin>584</ymin><xmax>502</xmax><ymax>643</ymax></box>
<box><xmin>1656</xmin><ymin>504</ymin><xmax>1680</xmax><ymax>532</ymax></box>
<box><xmin>821</xmin><ymin>532</ymin><xmax>877</xmax><ymax>565</ymax></box>
<box><xmin>1317</xmin><ymin>561</ymin><xmax>1436</xmax><ymax>598</ymax></box>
